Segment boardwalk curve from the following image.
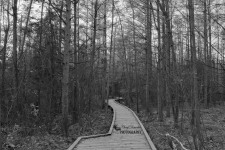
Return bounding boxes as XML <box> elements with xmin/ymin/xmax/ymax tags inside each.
<box><xmin>67</xmin><ymin>98</ymin><xmax>157</xmax><ymax>150</ymax></box>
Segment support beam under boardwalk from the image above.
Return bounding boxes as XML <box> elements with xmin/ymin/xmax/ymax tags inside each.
<box><xmin>68</xmin><ymin>99</ymin><xmax>156</xmax><ymax>150</ymax></box>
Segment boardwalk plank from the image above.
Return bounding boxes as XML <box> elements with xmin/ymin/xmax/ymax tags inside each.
<box><xmin>68</xmin><ymin>99</ymin><xmax>156</xmax><ymax>150</ymax></box>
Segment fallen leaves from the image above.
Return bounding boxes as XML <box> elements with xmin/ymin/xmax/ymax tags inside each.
<box><xmin>136</xmin><ymin>105</ymin><xmax>225</xmax><ymax>150</ymax></box>
<box><xmin>2</xmin><ymin>109</ymin><xmax>113</xmax><ymax>150</ymax></box>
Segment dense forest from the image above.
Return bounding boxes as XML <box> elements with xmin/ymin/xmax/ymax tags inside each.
<box><xmin>0</xmin><ymin>0</ymin><xmax>225</xmax><ymax>149</ymax></box>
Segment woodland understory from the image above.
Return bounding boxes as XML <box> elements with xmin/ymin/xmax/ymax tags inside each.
<box><xmin>118</xmin><ymin>99</ymin><xmax>225</xmax><ymax>150</ymax></box>
<box><xmin>2</xmin><ymin>109</ymin><xmax>112</xmax><ymax>150</ymax></box>
<box><xmin>1</xmin><ymin>0</ymin><xmax>225</xmax><ymax>150</ymax></box>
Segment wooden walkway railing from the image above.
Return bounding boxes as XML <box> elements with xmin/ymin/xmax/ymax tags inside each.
<box><xmin>67</xmin><ymin>98</ymin><xmax>157</xmax><ymax>150</ymax></box>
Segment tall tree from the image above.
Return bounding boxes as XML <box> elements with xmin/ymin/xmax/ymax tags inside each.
<box><xmin>102</xmin><ymin>0</ymin><xmax>107</xmax><ymax>109</ymax></box>
<box><xmin>13</xmin><ymin>0</ymin><xmax>19</xmax><ymax>111</ymax></box>
<box><xmin>156</xmin><ymin>0</ymin><xmax>163</xmax><ymax>122</ymax></box>
<box><xmin>0</xmin><ymin>1</ymin><xmax>4</xmax><ymax>148</ymax></box>
<box><xmin>62</xmin><ymin>0</ymin><xmax>71</xmax><ymax>136</ymax></box>
<box><xmin>107</xmin><ymin>0</ymin><xmax>114</xmax><ymax>106</ymax></box>
<box><xmin>129</xmin><ymin>0</ymin><xmax>139</xmax><ymax>113</ymax></box>
<box><xmin>158</xmin><ymin>0</ymin><xmax>171</xmax><ymax>117</ymax></box>
<box><xmin>20</xmin><ymin>0</ymin><xmax>34</xmax><ymax>117</ymax></box>
<box><xmin>188</xmin><ymin>0</ymin><xmax>203</xmax><ymax>148</ymax></box>
<box><xmin>1</xmin><ymin>1</ymin><xmax>9</xmax><ymax>103</ymax></box>
<box><xmin>59</xmin><ymin>1</ymin><xmax>63</xmax><ymax>53</ymax></box>
<box><xmin>20</xmin><ymin>0</ymin><xmax>33</xmax><ymax>56</ymax></box>
<box><xmin>146</xmin><ymin>0</ymin><xmax>152</xmax><ymax>113</ymax></box>
<box><xmin>112</xmin><ymin>26</ymin><xmax>117</xmax><ymax>97</ymax></box>
<box><xmin>72</xmin><ymin>0</ymin><xmax>79</xmax><ymax>124</ymax></box>
<box><xmin>208</xmin><ymin>0</ymin><xmax>212</xmax><ymax>106</ymax></box>
<box><xmin>37</xmin><ymin>0</ymin><xmax>44</xmax><ymax>108</ymax></box>
<box><xmin>0</xmin><ymin>0</ymin><xmax>2</xmax><ymax>47</ymax></box>
<box><xmin>116</xmin><ymin>8</ymin><xmax>131</xmax><ymax>106</ymax></box>
<box><xmin>88</xmin><ymin>0</ymin><xmax>98</xmax><ymax>113</ymax></box>
<box><xmin>203</xmin><ymin>0</ymin><xmax>208</xmax><ymax>107</ymax></box>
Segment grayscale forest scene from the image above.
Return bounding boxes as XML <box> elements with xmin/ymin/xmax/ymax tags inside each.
<box><xmin>0</xmin><ymin>0</ymin><xmax>225</xmax><ymax>149</ymax></box>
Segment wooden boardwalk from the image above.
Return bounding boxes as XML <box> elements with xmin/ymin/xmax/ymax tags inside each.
<box><xmin>68</xmin><ymin>99</ymin><xmax>156</xmax><ymax>150</ymax></box>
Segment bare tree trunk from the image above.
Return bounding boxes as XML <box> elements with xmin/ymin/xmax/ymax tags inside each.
<box><xmin>20</xmin><ymin>0</ymin><xmax>33</xmax><ymax>56</ymax></box>
<box><xmin>59</xmin><ymin>1</ymin><xmax>63</xmax><ymax>53</ymax></box>
<box><xmin>178</xmin><ymin>25</ymin><xmax>184</xmax><ymax>65</ymax></box>
<box><xmin>18</xmin><ymin>15</ymin><xmax>22</xmax><ymax>64</ymax></box>
<box><xmin>133</xmin><ymin>5</ymin><xmax>139</xmax><ymax>113</ymax></box>
<box><xmin>89</xmin><ymin>0</ymin><xmax>98</xmax><ymax>113</ymax></box>
<box><xmin>62</xmin><ymin>0</ymin><xmax>71</xmax><ymax>136</ymax></box>
<box><xmin>161</xmin><ymin>9</ymin><xmax>167</xmax><ymax>115</ymax></box>
<box><xmin>129</xmin><ymin>0</ymin><xmax>139</xmax><ymax>113</ymax></box>
<box><xmin>159</xmin><ymin>0</ymin><xmax>171</xmax><ymax>117</ymax></box>
<box><xmin>197</xmin><ymin>21</ymin><xmax>201</xmax><ymax>60</ymax></box>
<box><xmin>163</xmin><ymin>0</ymin><xmax>179</xmax><ymax>126</ymax></box>
<box><xmin>117</xmin><ymin>9</ymin><xmax>130</xmax><ymax>105</ymax></box>
<box><xmin>102</xmin><ymin>0</ymin><xmax>107</xmax><ymax>109</ymax></box>
<box><xmin>72</xmin><ymin>0</ymin><xmax>79</xmax><ymax>124</ymax></box>
<box><xmin>112</xmin><ymin>27</ymin><xmax>117</xmax><ymax>97</ymax></box>
<box><xmin>186</xmin><ymin>0</ymin><xmax>190</xmax><ymax>64</ymax></box>
<box><xmin>1</xmin><ymin>3</ymin><xmax>9</xmax><ymax>102</ymax></box>
<box><xmin>156</xmin><ymin>0</ymin><xmax>163</xmax><ymax>122</ymax></box>
<box><xmin>37</xmin><ymin>0</ymin><xmax>45</xmax><ymax>111</ymax></box>
<box><xmin>203</xmin><ymin>0</ymin><xmax>208</xmax><ymax>107</ymax></box>
<box><xmin>77</xmin><ymin>1</ymin><xmax>81</xmax><ymax>119</ymax></box>
<box><xmin>0</xmin><ymin>0</ymin><xmax>2</xmax><ymax>47</ymax></box>
<box><xmin>188</xmin><ymin>0</ymin><xmax>203</xmax><ymax>149</ymax></box>
<box><xmin>13</xmin><ymin>0</ymin><xmax>19</xmax><ymax>112</ymax></box>
<box><xmin>21</xmin><ymin>0</ymin><xmax>33</xmax><ymax>118</ymax></box>
<box><xmin>186</xmin><ymin>22</ymin><xmax>190</xmax><ymax>63</ymax></box>
<box><xmin>208</xmin><ymin>0</ymin><xmax>212</xmax><ymax>106</ymax></box>
<box><xmin>107</xmin><ymin>0</ymin><xmax>114</xmax><ymax>106</ymax></box>
<box><xmin>86</xmin><ymin>0</ymin><xmax>89</xmax><ymax>54</ymax></box>
<box><xmin>216</xmin><ymin>6</ymin><xmax>221</xmax><ymax>102</ymax></box>
<box><xmin>48</xmin><ymin>9</ymin><xmax>56</xmax><ymax>127</ymax></box>
<box><xmin>0</xmin><ymin>2</ymin><xmax>8</xmax><ymax>148</ymax></box>
<box><xmin>146</xmin><ymin>0</ymin><xmax>152</xmax><ymax>113</ymax></box>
